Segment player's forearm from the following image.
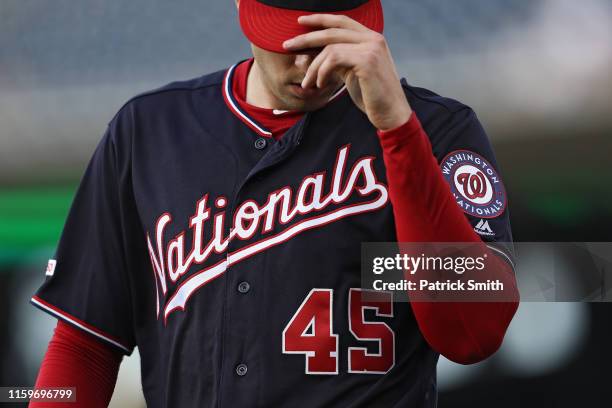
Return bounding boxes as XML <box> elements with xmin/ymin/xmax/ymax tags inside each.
<box><xmin>406</xmin><ymin>258</ymin><xmax>518</xmax><ymax>365</ymax></box>
<box><xmin>29</xmin><ymin>321</ymin><xmax>121</xmax><ymax>408</ymax></box>
<box><xmin>377</xmin><ymin>113</ymin><xmax>519</xmax><ymax>364</ymax></box>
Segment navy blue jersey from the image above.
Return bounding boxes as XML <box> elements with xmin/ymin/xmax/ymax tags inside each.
<box><xmin>32</xmin><ymin>63</ymin><xmax>513</xmax><ymax>408</ymax></box>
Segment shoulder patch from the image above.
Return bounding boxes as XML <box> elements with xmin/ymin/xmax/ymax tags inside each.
<box><xmin>440</xmin><ymin>150</ymin><xmax>507</xmax><ymax>218</ymax></box>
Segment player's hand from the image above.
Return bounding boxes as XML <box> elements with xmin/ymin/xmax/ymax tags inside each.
<box><xmin>283</xmin><ymin>14</ymin><xmax>412</xmax><ymax>131</ymax></box>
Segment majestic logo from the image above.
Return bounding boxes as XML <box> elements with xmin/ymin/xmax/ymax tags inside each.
<box><xmin>474</xmin><ymin>219</ymin><xmax>495</xmax><ymax>237</ymax></box>
<box><xmin>147</xmin><ymin>145</ymin><xmax>389</xmax><ymax>322</ymax></box>
<box><xmin>45</xmin><ymin>259</ymin><xmax>57</xmax><ymax>277</ymax></box>
<box><xmin>441</xmin><ymin>150</ymin><xmax>507</xmax><ymax>218</ymax></box>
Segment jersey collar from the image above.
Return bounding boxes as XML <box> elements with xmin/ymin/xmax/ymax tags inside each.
<box><xmin>223</xmin><ymin>62</ymin><xmax>273</xmax><ymax>138</ymax></box>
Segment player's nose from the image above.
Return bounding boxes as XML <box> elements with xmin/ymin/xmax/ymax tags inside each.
<box><xmin>294</xmin><ymin>52</ymin><xmax>318</xmax><ymax>73</ymax></box>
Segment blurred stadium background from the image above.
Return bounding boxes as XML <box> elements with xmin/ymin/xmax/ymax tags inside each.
<box><xmin>1</xmin><ymin>0</ymin><xmax>611</xmax><ymax>406</ymax></box>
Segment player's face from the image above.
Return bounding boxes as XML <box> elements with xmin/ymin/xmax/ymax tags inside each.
<box><xmin>251</xmin><ymin>44</ymin><xmax>344</xmax><ymax>112</ymax></box>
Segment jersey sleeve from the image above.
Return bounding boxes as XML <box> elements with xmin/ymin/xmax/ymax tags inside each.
<box><xmin>429</xmin><ymin>106</ymin><xmax>515</xmax><ymax>269</ymax></box>
<box><xmin>31</xmin><ymin>113</ymin><xmax>139</xmax><ymax>355</ymax></box>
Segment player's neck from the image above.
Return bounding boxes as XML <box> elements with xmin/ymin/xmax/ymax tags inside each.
<box><xmin>246</xmin><ymin>59</ymin><xmax>286</xmax><ymax>110</ymax></box>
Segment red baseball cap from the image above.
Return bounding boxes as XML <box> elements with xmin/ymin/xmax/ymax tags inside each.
<box><xmin>239</xmin><ymin>0</ymin><xmax>384</xmax><ymax>54</ymax></box>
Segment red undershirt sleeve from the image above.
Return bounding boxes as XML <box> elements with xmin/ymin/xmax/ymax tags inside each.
<box><xmin>377</xmin><ymin>113</ymin><xmax>519</xmax><ymax>365</ymax></box>
<box><xmin>29</xmin><ymin>320</ymin><xmax>122</xmax><ymax>408</ymax></box>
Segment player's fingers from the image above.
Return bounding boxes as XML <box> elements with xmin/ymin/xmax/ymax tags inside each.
<box><xmin>316</xmin><ymin>53</ymin><xmax>346</xmax><ymax>89</ymax></box>
<box><xmin>283</xmin><ymin>28</ymin><xmax>368</xmax><ymax>52</ymax></box>
<box><xmin>297</xmin><ymin>14</ymin><xmax>369</xmax><ymax>32</ymax></box>
<box><xmin>302</xmin><ymin>44</ymin><xmax>358</xmax><ymax>89</ymax></box>
<box><xmin>301</xmin><ymin>46</ymin><xmax>330</xmax><ymax>89</ymax></box>
<box><xmin>316</xmin><ymin>45</ymin><xmax>362</xmax><ymax>88</ymax></box>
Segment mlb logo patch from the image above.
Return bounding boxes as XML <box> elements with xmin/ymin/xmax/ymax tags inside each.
<box><xmin>45</xmin><ymin>259</ymin><xmax>57</xmax><ymax>276</ymax></box>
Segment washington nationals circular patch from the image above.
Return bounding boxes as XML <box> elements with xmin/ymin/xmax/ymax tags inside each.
<box><xmin>440</xmin><ymin>150</ymin><xmax>507</xmax><ymax>219</ymax></box>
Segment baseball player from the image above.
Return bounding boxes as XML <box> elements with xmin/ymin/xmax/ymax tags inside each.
<box><xmin>30</xmin><ymin>1</ymin><xmax>519</xmax><ymax>407</ymax></box>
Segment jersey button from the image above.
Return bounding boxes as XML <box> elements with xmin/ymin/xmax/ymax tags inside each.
<box><xmin>237</xmin><ymin>281</ymin><xmax>251</xmax><ymax>294</ymax></box>
<box><xmin>236</xmin><ymin>363</ymin><xmax>248</xmax><ymax>376</ymax></box>
<box><xmin>254</xmin><ymin>138</ymin><xmax>267</xmax><ymax>150</ymax></box>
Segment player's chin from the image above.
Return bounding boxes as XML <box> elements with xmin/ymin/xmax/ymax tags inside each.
<box><xmin>284</xmin><ymin>85</ymin><xmax>334</xmax><ymax>111</ymax></box>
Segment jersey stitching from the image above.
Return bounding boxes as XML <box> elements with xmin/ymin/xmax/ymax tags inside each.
<box><xmin>401</xmin><ymin>80</ymin><xmax>467</xmax><ymax>114</ymax></box>
<box><xmin>108</xmin><ymin>73</ymin><xmax>226</xmax><ymax>126</ymax></box>
<box><xmin>110</xmin><ymin>133</ymin><xmax>138</xmax><ymax>346</ymax></box>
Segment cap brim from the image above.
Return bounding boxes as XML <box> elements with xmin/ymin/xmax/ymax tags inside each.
<box><xmin>239</xmin><ymin>0</ymin><xmax>384</xmax><ymax>54</ymax></box>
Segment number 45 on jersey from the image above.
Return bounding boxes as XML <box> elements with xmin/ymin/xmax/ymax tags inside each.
<box><xmin>282</xmin><ymin>288</ymin><xmax>395</xmax><ymax>375</ymax></box>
